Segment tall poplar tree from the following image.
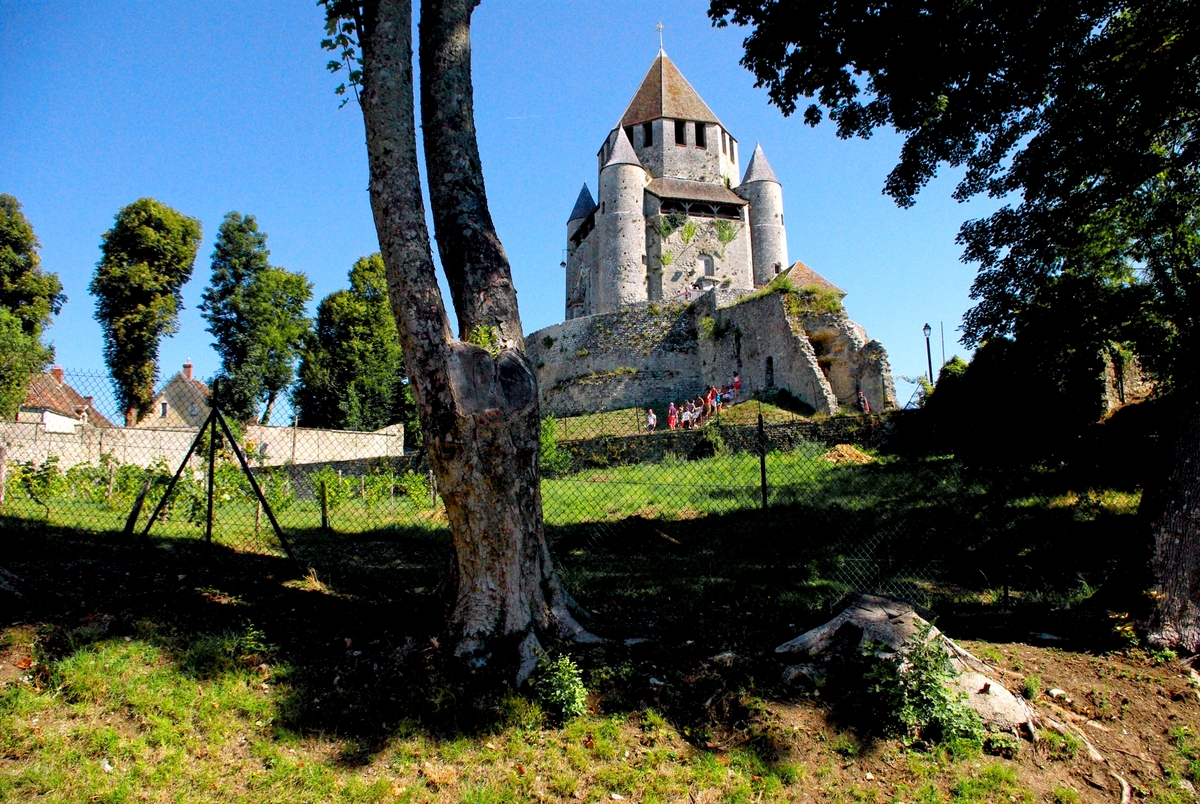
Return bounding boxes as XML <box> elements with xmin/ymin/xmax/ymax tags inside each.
<box><xmin>0</xmin><ymin>194</ymin><xmax>64</xmax><ymax>418</ymax></box>
<box><xmin>92</xmin><ymin>199</ymin><xmax>201</xmax><ymax>425</ymax></box>
<box><xmin>200</xmin><ymin>212</ymin><xmax>312</xmax><ymax>424</ymax></box>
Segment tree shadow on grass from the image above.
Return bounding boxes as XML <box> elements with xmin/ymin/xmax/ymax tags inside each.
<box><xmin>0</xmin><ymin>455</ymin><xmax>1142</xmax><ymax>765</ymax></box>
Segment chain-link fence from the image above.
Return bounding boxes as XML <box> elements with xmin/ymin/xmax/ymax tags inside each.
<box><xmin>1</xmin><ymin>368</ymin><xmax>1144</xmax><ymax>615</ymax></box>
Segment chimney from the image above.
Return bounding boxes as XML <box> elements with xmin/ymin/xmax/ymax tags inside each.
<box><xmin>183</xmin><ymin>360</ymin><xmax>193</xmax><ymax>380</ymax></box>
<box><xmin>50</xmin><ymin>365</ymin><xmax>64</xmax><ymax>383</ymax></box>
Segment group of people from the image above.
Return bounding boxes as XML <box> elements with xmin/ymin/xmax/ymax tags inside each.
<box><xmin>645</xmin><ymin>373</ymin><xmax>742</xmax><ymax>432</ymax></box>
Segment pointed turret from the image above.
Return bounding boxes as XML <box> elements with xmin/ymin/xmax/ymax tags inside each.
<box><xmin>568</xmin><ymin>183</ymin><xmax>597</xmax><ymax>222</ymax></box>
<box><xmin>736</xmin><ymin>143</ymin><xmax>789</xmax><ymax>287</ymax></box>
<box><xmin>603</xmin><ymin>128</ymin><xmax>642</xmax><ymax>169</ymax></box>
<box><xmin>740</xmin><ymin>143</ymin><xmax>780</xmax><ymax>185</ymax></box>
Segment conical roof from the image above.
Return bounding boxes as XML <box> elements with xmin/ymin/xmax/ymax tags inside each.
<box><xmin>603</xmin><ymin>128</ymin><xmax>642</xmax><ymax>170</ymax></box>
<box><xmin>617</xmin><ymin>51</ymin><xmax>722</xmax><ymax>129</ymax></box>
<box><xmin>740</xmin><ymin>143</ymin><xmax>780</xmax><ymax>185</ymax></box>
<box><xmin>568</xmin><ymin>183</ymin><xmax>597</xmax><ymax>222</ymax></box>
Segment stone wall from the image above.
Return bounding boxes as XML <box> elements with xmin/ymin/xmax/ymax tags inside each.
<box><xmin>527</xmin><ymin>288</ymin><xmax>897</xmax><ymax>418</ymax></box>
<box><xmin>0</xmin><ymin>421</ymin><xmax>404</xmax><ymax>471</ymax></box>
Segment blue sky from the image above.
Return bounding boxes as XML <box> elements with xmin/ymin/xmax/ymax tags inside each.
<box><xmin>2</xmin><ymin>1</ymin><xmax>1000</xmax><ymax>410</ymax></box>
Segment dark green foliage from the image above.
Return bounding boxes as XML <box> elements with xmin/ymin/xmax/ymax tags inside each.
<box><xmin>200</xmin><ymin>213</ymin><xmax>312</xmax><ymax>424</ymax></box>
<box><xmin>0</xmin><ymin>195</ymin><xmax>62</xmax><ymax>418</ymax></box>
<box><xmin>91</xmin><ymin>199</ymin><xmax>202</xmax><ymax>422</ymax></box>
<box><xmin>0</xmin><ymin>194</ymin><xmax>64</xmax><ymax>339</ymax></box>
<box><xmin>710</xmin><ymin>0</ymin><xmax>1199</xmax><ymax>392</ymax></box>
<box><xmin>294</xmin><ymin>254</ymin><xmax>415</xmax><ymax>435</ymax></box>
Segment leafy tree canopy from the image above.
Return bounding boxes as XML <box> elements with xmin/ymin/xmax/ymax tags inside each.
<box><xmin>0</xmin><ymin>193</ymin><xmax>64</xmax><ymax>339</ymax></box>
<box><xmin>710</xmin><ymin>0</ymin><xmax>1199</xmax><ymax>384</ymax></box>
<box><xmin>0</xmin><ymin>308</ymin><xmax>52</xmax><ymax>419</ymax></box>
<box><xmin>294</xmin><ymin>253</ymin><xmax>415</xmax><ymax>435</ymax></box>
<box><xmin>92</xmin><ymin>198</ymin><xmax>202</xmax><ymax>421</ymax></box>
<box><xmin>200</xmin><ymin>213</ymin><xmax>312</xmax><ymax>424</ymax></box>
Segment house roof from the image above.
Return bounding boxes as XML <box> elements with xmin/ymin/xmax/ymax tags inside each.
<box><xmin>616</xmin><ymin>51</ymin><xmax>723</xmax><ymax>130</ymax></box>
<box><xmin>787</xmin><ymin>260</ymin><xmax>845</xmax><ymax>296</ymax></box>
<box><xmin>739</xmin><ymin>143</ymin><xmax>780</xmax><ymax>185</ymax></box>
<box><xmin>154</xmin><ymin>371</ymin><xmax>211</xmax><ymax>402</ymax></box>
<box><xmin>568</xmin><ymin>183</ymin><xmax>597</xmax><ymax>222</ymax></box>
<box><xmin>21</xmin><ymin>372</ymin><xmax>115</xmax><ymax>427</ymax></box>
<box><xmin>645</xmin><ymin>178</ymin><xmax>747</xmax><ymax>206</ymax></box>
<box><xmin>602</xmin><ymin>128</ymin><xmax>643</xmax><ymax>170</ymax></box>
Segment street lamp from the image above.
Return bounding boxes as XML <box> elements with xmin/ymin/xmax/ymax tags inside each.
<box><xmin>923</xmin><ymin>323</ymin><xmax>933</xmax><ymax>384</ymax></box>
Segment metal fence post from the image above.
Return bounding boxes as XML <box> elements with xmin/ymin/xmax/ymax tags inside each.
<box><xmin>320</xmin><ymin>480</ymin><xmax>329</xmax><ymax>531</ymax></box>
<box><xmin>205</xmin><ymin>398</ymin><xmax>218</xmax><ymax>545</ymax></box>
<box><xmin>758</xmin><ymin>413</ymin><xmax>768</xmax><ymax>511</ymax></box>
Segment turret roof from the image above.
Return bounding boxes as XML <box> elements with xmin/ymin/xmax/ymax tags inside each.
<box><xmin>787</xmin><ymin>260</ymin><xmax>846</xmax><ymax>297</ymax></box>
<box><xmin>568</xmin><ymin>183</ymin><xmax>597</xmax><ymax>222</ymax></box>
<box><xmin>603</xmin><ymin>128</ymin><xmax>643</xmax><ymax>170</ymax></box>
<box><xmin>617</xmin><ymin>51</ymin><xmax>723</xmax><ymax>129</ymax></box>
<box><xmin>740</xmin><ymin>143</ymin><xmax>780</xmax><ymax>185</ymax></box>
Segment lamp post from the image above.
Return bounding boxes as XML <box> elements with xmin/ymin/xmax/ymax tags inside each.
<box><xmin>923</xmin><ymin>323</ymin><xmax>934</xmax><ymax>384</ymax></box>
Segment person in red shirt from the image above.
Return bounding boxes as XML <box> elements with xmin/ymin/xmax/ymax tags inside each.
<box><xmin>732</xmin><ymin>372</ymin><xmax>741</xmax><ymax>400</ymax></box>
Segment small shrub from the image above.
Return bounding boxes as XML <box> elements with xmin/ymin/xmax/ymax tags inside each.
<box><xmin>854</xmin><ymin>622</ymin><xmax>985</xmax><ymax>745</ymax></box>
<box><xmin>983</xmin><ymin>732</ymin><xmax>1020</xmax><ymax>759</ymax></box>
<box><xmin>541</xmin><ymin>335</ymin><xmax>555</xmax><ymax>349</ymax></box>
<box><xmin>660</xmin><ymin>251</ymin><xmax>674</xmax><ymax>267</ymax></box>
<box><xmin>531</xmin><ymin>653</ymin><xmax>588</xmax><ymax>721</ymax></box>
<box><xmin>1039</xmin><ymin>728</ymin><xmax>1080</xmax><ymax>760</ymax></box>
<box><xmin>539</xmin><ymin>417</ymin><xmax>572</xmax><ymax>477</ymax></box>
<box><xmin>1051</xmin><ymin>786</ymin><xmax>1081</xmax><ymax>804</ymax></box>
<box><xmin>1021</xmin><ymin>674</ymin><xmax>1041</xmax><ymax>700</ymax></box>
<box><xmin>680</xmin><ymin>221</ymin><xmax>697</xmax><ymax>244</ymax></box>
<box><xmin>657</xmin><ymin>211</ymin><xmax>687</xmax><ymax>239</ymax></box>
<box><xmin>467</xmin><ymin>324</ymin><xmax>501</xmax><ymax>356</ymax></box>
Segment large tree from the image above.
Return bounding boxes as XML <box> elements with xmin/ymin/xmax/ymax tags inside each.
<box><xmin>0</xmin><ymin>194</ymin><xmax>63</xmax><ymax>418</ymax></box>
<box><xmin>709</xmin><ymin>0</ymin><xmax>1200</xmax><ymax>645</ymax></box>
<box><xmin>294</xmin><ymin>253</ymin><xmax>413</xmax><ymax>433</ymax></box>
<box><xmin>92</xmin><ymin>199</ymin><xmax>202</xmax><ymax>425</ymax></box>
<box><xmin>200</xmin><ymin>212</ymin><xmax>312</xmax><ymax>424</ymax></box>
<box><xmin>321</xmin><ymin>0</ymin><xmax>594</xmax><ymax>679</ymax></box>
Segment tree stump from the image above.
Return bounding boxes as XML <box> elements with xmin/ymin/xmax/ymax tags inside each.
<box><xmin>776</xmin><ymin>593</ymin><xmax>1035</xmax><ymax>732</ymax></box>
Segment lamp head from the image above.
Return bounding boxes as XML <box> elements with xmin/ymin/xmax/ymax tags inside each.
<box><xmin>923</xmin><ymin>323</ymin><xmax>932</xmax><ymax>338</ymax></box>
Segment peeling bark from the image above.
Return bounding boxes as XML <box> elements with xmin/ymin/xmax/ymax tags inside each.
<box><xmin>353</xmin><ymin>0</ymin><xmax>596</xmax><ymax>682</ymax></box>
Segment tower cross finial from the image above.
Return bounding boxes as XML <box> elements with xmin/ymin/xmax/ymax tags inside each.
<box><xmin>656</xmin><ymin>22</ymin><xmax>664</xmax><ymax>52</ymax></box>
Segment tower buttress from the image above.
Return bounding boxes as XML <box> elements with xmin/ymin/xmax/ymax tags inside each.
<box><xmin>597</xmin><ymin>130</ymin><xmax>647</xmax><ymax>313</ymax></box>
<box><xmin>565</xmin><ymin>184</ymin><xmax>597</xmax><ymax>320</ymax></box>
<box><xmin>736</xmin><ymin>143</ymin><xmax>788</xmax><ymax>287</ymax></box>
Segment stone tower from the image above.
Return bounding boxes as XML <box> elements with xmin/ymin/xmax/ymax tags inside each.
<box><xmin>565</xmin><ymin>183</ymin><xmax>596</xmax><ymax>320</ymax></box>
<box><xmin>597</xmin><ymin>130</ymin><xmax>647</xmax><ymax>312</ymax></box>
<box><xmin>736</xmin><ymin>144</ymin><xmax>789</xmax><ymax>286</ymax></box>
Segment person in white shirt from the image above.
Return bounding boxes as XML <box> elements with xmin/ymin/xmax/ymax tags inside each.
<box><xmin>646</xmin><ymin>408</ymin><xmax>657</xmax><ymax>431</ymax></box>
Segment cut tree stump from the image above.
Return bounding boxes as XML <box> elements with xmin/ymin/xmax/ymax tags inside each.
<box><xmin>776</xmin><ymin>593</ymin><xmax>1036</xmax><ymax>733</ymax></box>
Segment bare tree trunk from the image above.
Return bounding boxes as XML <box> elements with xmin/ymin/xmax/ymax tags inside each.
<box><xmin>354</xmin><ymin>0</ymin><xmax>594</xmax><ymax>682</ymax></box>
<box><xmin>261</xmin><ymin>391</ymin><xmax>276</xmax><ymax>426</ymax></box>
<box><xmin>1146</xmin><ymin>390</ymin><xmax>1200</xmax><ymax>651</ymax></box>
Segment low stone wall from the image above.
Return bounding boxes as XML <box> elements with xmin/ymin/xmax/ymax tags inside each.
<box><xmin>0</xmin><ymin>421</ymin><xmax>404</xmax><ymax>471</ymax></box>
<box><xmin>554</xmin><ymin>411</ymin><xmax>915</xmax><ymax>473</ymax></box>
<box><xmin>527</xmin><ymin>288</ymin><xmax>896</xmax><ymax>419</ymax></box>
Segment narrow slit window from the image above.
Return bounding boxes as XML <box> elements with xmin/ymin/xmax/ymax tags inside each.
<box><xmin>160</xmin><ymin>402</ymin><xmax>168</xmax><ymax>418</ymax></box>
<box><xmin>675</xmin><ymin>120</ymin><xmax>686</xmax><ymax>146</ymax></box>
<box><xmin>695</xmin><ymin>122</ymin><xmax>706</xmax><ymax>149</ymax></box>
<box><xmin>721</xmin><ymin>131</ymin><xmax>727</xmax><ymax>155</ymax></box>
<box><xmin>642</xmin><ymin>121</ymin><xmax>653</xmax><ymax>147</ymax></box>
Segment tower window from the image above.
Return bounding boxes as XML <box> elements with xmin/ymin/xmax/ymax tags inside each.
<box><xmin>774</xmin><ymin>263</ymin><xmax>782</xmax><ymax>274</ymax></box>
<box><xmin>160</xmin><ymin>402</ymin><xmax>168</xmax><ymax>418</ymax></box>
<box><xmin>674</xmin><ymin>120</ymin><xmax>686</xmax><ymax>146</ymax></box>
<box><xmin>623</xmin><ymin>125</ymin><xmax>635</xmax><ymax>148</ymax></box>
<box><xmin>642</xmin><ymin>121</ymin><xmax>653</xmax><ymax>147</ymax></box>
<box><xmin>731</xmin><ymin>141</ymin><xmax>737</xmax><ymax>163</ymax></box>
<box><xmin>701</xmin><ymin>255</ymin><xmax>715</xmax><ymax>276</ymax></box>
<box><xmin>721</xmin><ymin>131</ymin><xmax>727</xmax><ymax>155</ymax></box>
<box><xmin>695</xmin><ymin>122</ymin><xmax>706</xmax><ymax>149</ymax></box>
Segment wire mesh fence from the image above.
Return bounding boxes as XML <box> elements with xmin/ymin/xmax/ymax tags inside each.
<box><xmin>2</xmin><ymin>368</ymin><xmax>1144</xmax><ymax>612</ymax></box>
